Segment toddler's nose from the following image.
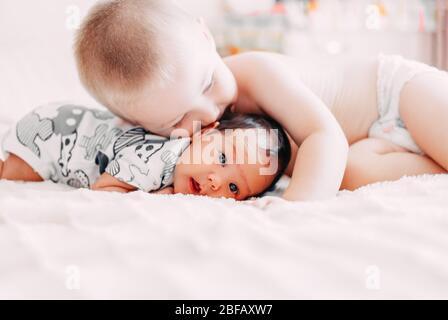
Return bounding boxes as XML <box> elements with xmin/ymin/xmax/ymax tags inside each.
<box><xmin>201</xmin><ymin>104</ymin><xmax>221</xmax><ymax>125</ymax></box>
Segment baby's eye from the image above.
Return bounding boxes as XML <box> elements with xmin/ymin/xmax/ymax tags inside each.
<box><xmin>229</xmin><ymin>183</ymin><xmax>239</xmax><ymax>195</ymax></box>
<box><xmin>218</xmin><ymin>152</ymin><xmax>227</xmax><ymax>166</ymax></box>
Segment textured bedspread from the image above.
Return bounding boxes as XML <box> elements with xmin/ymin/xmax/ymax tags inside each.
<box><xmin>1</xmin><ymin>40</ymin><xmax>448</xmax><ymax>300</ymax></box>
<box><xmin>1</xmin><ymin>173</ymin><xmax>448</xmax><ymax>299</ymax></box>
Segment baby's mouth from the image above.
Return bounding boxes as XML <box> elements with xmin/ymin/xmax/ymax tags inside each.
<box><xmin>189</xmin><ymin>177</ymin><xmax>202</xmax><ymax>194</ymax></box>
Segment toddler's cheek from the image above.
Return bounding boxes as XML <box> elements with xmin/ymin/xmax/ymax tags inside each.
<box><xmin>174</xmin><ymin>128</ymin><xmax>194</xmax><ymax>138</ymax></box>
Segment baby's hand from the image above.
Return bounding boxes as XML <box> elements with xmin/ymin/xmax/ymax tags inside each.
<box><xmin>152</xmin><ymin>187</ymin><xmax>174</xmax><ymax>195</ymax></box>
<box><xmin>244</xmin><ymin>196</ymin><xmax>290</xmax><ymax>210</ymax></box>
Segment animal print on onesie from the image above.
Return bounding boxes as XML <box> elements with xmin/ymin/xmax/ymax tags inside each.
<box><xmin>1</xmin><ymin>103</ymin><xmax>190</xmax><ymax>191</ymax></box>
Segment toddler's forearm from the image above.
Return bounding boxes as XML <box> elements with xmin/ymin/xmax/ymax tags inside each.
<box><xmin>283</xmin><ymin>131</ymin><xmax>349</xmax><ymax>201</ymax></box>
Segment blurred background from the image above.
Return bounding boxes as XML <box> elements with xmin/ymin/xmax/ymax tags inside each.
<box><xmin>0</xmin><ymin>0</ymin><xmax>447</xmax><ymax>124</ymax></box>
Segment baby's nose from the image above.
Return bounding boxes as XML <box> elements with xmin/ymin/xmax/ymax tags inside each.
<box><xmin>208</xmin><ymin>174</ymin><xmax>222</xmax><ymax>191</ymax></box>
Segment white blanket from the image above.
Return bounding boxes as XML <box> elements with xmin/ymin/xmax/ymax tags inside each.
<box><xmin>1</xmin><ymin>32</ymin><xmax>447</xmax><ymax>300</ymax></box>
<box><xmin>1</xmin><ymin>172</ymin><xmax>448</xmax><ymax>299</ymax></box>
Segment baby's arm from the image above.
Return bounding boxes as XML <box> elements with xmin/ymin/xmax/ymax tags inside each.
<box><xmin>92</xmin><ymin>173</ymin><xmax>174</xmax><ymax>195</ymax></box>
<box><xmin>233</xmin><ymin>52</ymin><xmax>349</xmax><ymax>201</ymax></box>
<box><xmin>0</xmin><ymin>154</ymin><xmax>43</xmax><ymax>182</ymax></box>
<box><xmin>91</xmin><ymin>173</ymin><xmax>137</xmax><ymax>193</ymax></box>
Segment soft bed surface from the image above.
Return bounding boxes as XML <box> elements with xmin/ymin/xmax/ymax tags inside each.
<box><xmin>1</xmin><ymin>172</ymin><xmax>448</xmax><ymax>299</ymax></box>
<box><xmin>1</xmin><ymin>40</ymin><xmax>447</xmax><ymax>300</ymax></box>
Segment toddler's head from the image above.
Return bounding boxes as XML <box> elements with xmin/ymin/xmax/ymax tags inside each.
<box><xmin>76</xmin><ymin>0</ymin><xmax>237</xmax><ymax>137</ymax></box>
<box><xmin>173</xmin><ymin>112</ymin><xmax>291</xmax><ymax>200</ymax></box>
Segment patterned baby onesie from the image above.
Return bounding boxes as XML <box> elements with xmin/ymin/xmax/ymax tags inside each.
<box><xmin>0</xmin><ymin>103</ymin><xmax>191</xmax><ymax>191</ymax></box>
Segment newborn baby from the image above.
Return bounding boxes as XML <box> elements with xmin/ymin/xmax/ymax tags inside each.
<box><xmin>0</xmin><ymin>103</ymin><xmax>291</xmax><ymax>200</ymax></box>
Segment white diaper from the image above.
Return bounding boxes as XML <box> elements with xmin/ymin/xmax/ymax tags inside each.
<box><xmin>369</xmin><ymin>54</ymin><xmax>444</xmax><ymax>155</ymax></box>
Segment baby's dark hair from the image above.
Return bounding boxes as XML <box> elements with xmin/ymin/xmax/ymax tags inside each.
<box><xmin>216</xmin><ymin>110</ymin><xmax>292</xmax><ymax>196</ymax></box>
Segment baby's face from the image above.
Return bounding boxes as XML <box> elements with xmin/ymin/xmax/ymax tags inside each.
<box><xmin>173</xmin><ymin>128</ymin><xmax>276</xmax><ymax>200</ymax></box>
<box><xmin>130</xmin><ymin>19</ymin><xmax>238</xmax><ymax>138</ymax></box>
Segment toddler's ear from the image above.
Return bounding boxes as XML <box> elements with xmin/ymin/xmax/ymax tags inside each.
<box><xmin>197</xmin><ymin>17</ymin><xmax>216</xmax><ymax>49</ymax></box>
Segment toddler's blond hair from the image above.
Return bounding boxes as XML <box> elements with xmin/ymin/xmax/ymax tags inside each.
<box><xmin>75</xmin><ymin>0</ymin><xmax>191</xmax><ymax>118</ymax></box>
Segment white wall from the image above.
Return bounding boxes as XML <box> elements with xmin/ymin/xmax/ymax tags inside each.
<box><xmin>0</xmin><ymin>0</ymin><xmax>222</xmax><ymax>45</ymax></box>
<box><xmin>0</xmin><ymin>0</ymin><xmax>437</xmax><ymax>123</ymax></box>
<box><xmin>0</xmin><ymin>0</ymin><xmax>223</xmax><ymax>122</ymax></box>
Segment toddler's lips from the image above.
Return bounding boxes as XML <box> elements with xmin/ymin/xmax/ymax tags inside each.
<box><xmin>189</xmin><ymin>177</ymin><xmax>201</xmax><ymax>194</ymax></box>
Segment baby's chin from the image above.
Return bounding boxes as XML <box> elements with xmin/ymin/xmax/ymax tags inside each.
<box><xmin>172</xmin><ymin>182</ymin><xmax>182</xmax><ymax>195</ymax></box>
<box><xmin>172</xmin><ymin>176</ymin><xmax>188</xmax><ymax>195</ymax></box>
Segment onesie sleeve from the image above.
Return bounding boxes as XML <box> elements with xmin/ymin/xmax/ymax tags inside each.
<box><xmin>105</xmin><ymin>134</ymin><xmax>190</xmax><ymax>192</ymax></box>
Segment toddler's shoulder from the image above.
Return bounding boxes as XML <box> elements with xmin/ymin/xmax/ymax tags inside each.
<box><xmin>224</xmin><ymin>51</ymin><xmax>279</xmax><ymax>70</ymax></box>
<box><xmin>224</xmin><ymin>51</ymin><xmax>294</xmax><ymax>83</ymax></box>
<box><xmin>224</xmin><ymin>51</ymin><xmax>280</xmax><ymax>62</ymax></box>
